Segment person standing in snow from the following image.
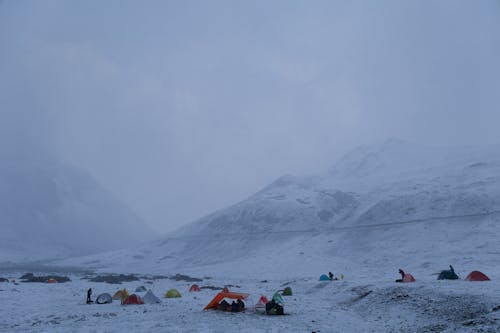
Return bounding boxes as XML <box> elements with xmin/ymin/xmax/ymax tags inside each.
<box><xmin>231</xmin><ymin>300</ymin><xmax>238</xmax><ymax>312</ymax></box>
<box><xmin>86</xmin><ymin>288</ymin><xmax>93</xmax><ymax>304</ymax></box>
<box><xmin>237</xmin><ymin>299</ymin><xmax>245</xmax><ymax>311</ymax></box>
<box><xmin>396</xmin><ymin>269</ymin><xmax>405</xmax><ymax>282</ymax></box>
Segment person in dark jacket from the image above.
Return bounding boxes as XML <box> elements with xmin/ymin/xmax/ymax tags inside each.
<box><xmin>231</xmin><ymin>300</ymin><xmax>238</xmax><ymax>312</ymax></box>
<box><xmin>265</xmin><ymin>299</ymin><xmax>284</xmax><ymax>315</ymax></box>
<box><xmin>395</xmin><ymin>269</ymin><xmax>405</xmax><ymax>282</ymax></box>
<box><xmin>237</xmin><ymin>299</ymin><xmax>245</xmax><ymax>311</ymax></box>
<box><xmin>218</xmin><ymin>299</ymin><xmax>229</xmax><ymax>311</ymax></box>
<box><xmin>86</xmin><ymin>288</ymin><xmax>93</xmax><ymax>304</ymax></box>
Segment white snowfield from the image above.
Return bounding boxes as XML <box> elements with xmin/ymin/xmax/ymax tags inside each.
<box><xmin>2</xmin><ymin>140</ymin><xmax>500</xmax><ymax>332</ymax></box>
<box><xmin>0</xmin><ymin>272</ymin><xmax>498</xmax><ymax>332</ymax></box>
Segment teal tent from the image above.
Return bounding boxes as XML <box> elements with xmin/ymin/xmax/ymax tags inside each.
<box><xmin>319</xmin><ymin>274</ymin><xmax>330</xmax><ymax>281</ymax></box>
<box><xmin>272</xmin><ymin>291</ymin><xmax>284</xmax><ymax>305</ymax></box>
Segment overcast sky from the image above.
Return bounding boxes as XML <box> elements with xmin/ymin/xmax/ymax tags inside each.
<box><xmin>1</xmin><ymin>0</ymin><xmax>499</xmax><ymax>233</ymax></box>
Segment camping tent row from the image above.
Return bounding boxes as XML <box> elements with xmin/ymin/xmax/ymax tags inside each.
<box><xmin>112</xmin><ymin>288</ymin><xmax>181</xmax><ymax>300</ymax></box>
<box><xmin>437</xmin><ymin>266</ymin><xmax>490</xmax><ymax>281</ymax></box>
<box><xmin>317</xmin><ymin>269</ymin><xmax>490</xmax><ymax>282</ymax></box>
<box><xmin>109</xmin><ymin>289</ymin><xmax>162</xmax><ymax>304</ymax></box>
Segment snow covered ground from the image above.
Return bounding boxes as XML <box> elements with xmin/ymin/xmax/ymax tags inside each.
<box><xmin>0</xmin><ymin>269</ymin><xmax>498</xmax><ymax>333</ymax></box>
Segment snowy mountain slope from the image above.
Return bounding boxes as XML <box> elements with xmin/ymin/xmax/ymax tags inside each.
<box><xmin>58</xmin><ymin>140</ymin><xmax>500</xmax><ymax>278</ymax></box>
<box><xmin>0</xmin><ymin>155</ymin><xmax>154</xmax><ymax>262</ymax></box>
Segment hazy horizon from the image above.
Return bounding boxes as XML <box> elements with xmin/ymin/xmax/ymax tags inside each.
<box><xmin>1</xmin><ymin>0</ymin><xmax>499</xmax><ymax>232</ymax></box>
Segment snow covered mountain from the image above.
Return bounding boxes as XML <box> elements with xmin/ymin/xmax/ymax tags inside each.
<box><xmin>0</xmin><ymin>153</ymin><xmax>154</xmax><ymax>263</ymax></box>
<box><xmin>60</xmin><ymin>140</ymin><xmax>500</xmax><ymax>278</ymax></box>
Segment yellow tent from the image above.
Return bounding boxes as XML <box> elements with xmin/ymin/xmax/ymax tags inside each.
<box><xmin>164</xmin><ymin>288</ymin><xmax>181</xmax><ymax>298</ymax></box>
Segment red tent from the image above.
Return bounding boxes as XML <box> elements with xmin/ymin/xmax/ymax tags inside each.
<box><xmin>204</xmin><ymin>291</ymin><xmax>249</xmax><ymax>310</ymax></box>
<box><xmin>402</xmin><ymin>274</ymin><xmax>416</xmax><ymax>283</ymax></box>
<box><xmin>123</xmin><ymin>294</ymin><xmax>145</xmax><ymax>305</ymax></box>
<box><xmin>47</xmin><ymin>278</ymin><xmax>58</xmax><ymax>284</ymax></box>
<box><xmin>189</xmin><ymin>284</ymin><xmax>201</xmax><ymax>292</ymax></box>
<box><xmin>254</xmin><ymin>296</ymin><xmax>269</xmax><ymax>312</ymax></box>
<box><xmin>465</xmin><ymin>271</ymin><xmax>490</xmax><ymax>281</ymax></box>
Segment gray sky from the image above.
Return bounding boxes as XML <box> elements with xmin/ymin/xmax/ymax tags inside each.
<box><xmin>1</xmin><ymin>0</ymin><xmax>499</xmax><ymax>232</ymax></box>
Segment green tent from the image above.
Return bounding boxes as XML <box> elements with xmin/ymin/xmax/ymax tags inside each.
<box><xmin>272</xmin><ymin>291</ymin><xmax>284</xmax><ymax>305</ymax></box>
<box><xmin>164</xmin><ymin>288</ymin><xmax>182</xmax><ymax>298</ymax></box>
<box><xmin>282</xmin><ymin>287</ymin><xmax>292</xmax><ymax>296</ymax></box>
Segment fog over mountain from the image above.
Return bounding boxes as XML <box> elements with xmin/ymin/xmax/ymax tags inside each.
<box><xmin>59</xmin><ymin>140</ymin><xmax>500</xmax><ymax>277</ymax></box>
<box><xmin>1</xmin><ymin>0</ymin><xmax>499</xmax><ymax>234</ymax></box>
<box><xmin>0</xmin><ymin>150</ymin><xmax>154</xmax><ymax>262</ymax></box>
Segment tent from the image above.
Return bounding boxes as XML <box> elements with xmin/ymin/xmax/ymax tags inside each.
<box><xmin>143</xmin><ymin>290</ymin><xmax>161</xmax><ymax>304</ymax></box>
<box><xmin>135</xmin><ymin>286</ymin><xmax>147</xmax><ymax>292</ymax></box>
<box><xmin>438</xmin><ymin>266</ymin><xmax>459</xmax><ymax>280</ymax></box>
<box><xmin>204</xmin><ymin>291</ymin><xmax>249</xmax><ymax>310</ymax></box>
<box><xmin>47</xmin><ymin>278</ymin><xmax>58</xmax><ymax>284</ymax></box>
<box><xmin>319</xmin><ymin>274</ymin><xmax>330</xmax><ymax>281</ymax></box>
<box><xmin>272</xmin><ymin>291</ymin><xmax>284</xmax><ymax>305</ymax></box>
<box><xmin>112</xmin><ymin>289</ymin><xmax>129</xmax><ymax>300</ymax></box>
<box><xmin>96</xmin><ymin>293</ymin><xmax>113</xmax><ymax>304</ymax></box>
<box><xmin>189</xmin><ymin>284</ymin><xmax>201</xmax><ymax>292</ymax></box>
<box><xmin>255</xmin><ymin>296</ymin><xmax>269</xmax><ymax>313</ymax></box>
<box><xmin>164</xmin><ymin>288</ymin><xmax>182</xmax><ymax>298</ymax></box>
<box><xmin>123</xmin><ymin>294</ymin><xmax>144</xmax><ymax>305</ymax></box>
<box><xmin>282</xmin><ymin>287</ymin><xmax>292</xmax><ymax>296</ymax></box>
<box><xmin>402</xmin><ymin>274</ymin><xmax>416</xmax><ymax>283</ymax></box>
<box><xmin>465</xmin><ymin>271</ymin><xmax>490</xmax><ymax>281</ymax></box>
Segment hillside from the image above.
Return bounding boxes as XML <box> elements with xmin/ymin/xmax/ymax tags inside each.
<box><xmin>58</xmin><ymin>140</ymin><xmax>500</xmax><ymax>278</ymax></box>
<box><xmin>0</xmin><ymin>154</ymin><xmax>154</xmax><ymax>263</ymax></box>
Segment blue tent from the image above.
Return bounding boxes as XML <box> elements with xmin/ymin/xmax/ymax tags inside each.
<box><xmin>319</xmin><ymin>274</ymin><xmax>330</xmax><ymax>281</ymax></box>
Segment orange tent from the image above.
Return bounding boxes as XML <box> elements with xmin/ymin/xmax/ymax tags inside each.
<box><xmin>465</xmin><ymin>271</ymin><xmax>490</xmax><ymax>281</ymax></box>
<box><xmin>47</xmin><ymin>278</ymin><xmax>58</xmax><ymax>284</ymax></box>
<box><xmin>402</xmin><ymin>274</ymin><xmax>416</xmax><ymax>283</ymax></box>
<box><xmin>189</xmin><ymin>284</ymin><xmax>201</xmax><ymax>292</ymax></box>
<box><xmin>204</xmin><ymin>291</ymin><xmax>249</xmax><ymax>310</ymax></box>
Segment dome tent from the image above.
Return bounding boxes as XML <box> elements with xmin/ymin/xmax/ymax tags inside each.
<box><xmin>123</xmin><ymin>294</ymin><xmax>144</xmax><ymax>305</ymax></box>
<box><xmin>465</xmin><ymin>271</ymin><xmax>490</xmax><ymax>281</ymax></box>
<box><xmin>164</xmin><ymin>288</ymin><xmax>181</xmax><ymax>298</ymax></box>
<box><xmin>254</xmin><ymin>296</ymin><xmax>268</xmax><ymax>313</ymax></box>
<box><xmin>189</xmin><ymin>284</ymin><xmax>201</xmax><ymax>292</ymax></box>
<box><xmin>96</xmin><ymin>293</ymin><xmax>112</xmax><ymax>304</ymax></box>
<box><xmin>112</xmin><ymin>289</ymin><xmax>129</xmax><ymax>300</ymax></box>
<box><xmin>282</xmin><ymin>287</ymin><xmax>292</xmax><ymax>296</ymax></box>
<box><xmin>402</xmin><ymin>274</ymin><xmax>416</xmax><ymax>283</ymax></box>
<box><xmin>135</xmin><ymin>286</ymin><xmax>147</xmax><ymax>292</ymax></box>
